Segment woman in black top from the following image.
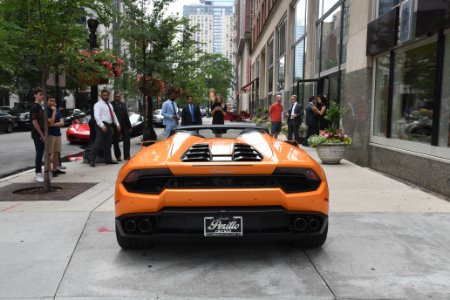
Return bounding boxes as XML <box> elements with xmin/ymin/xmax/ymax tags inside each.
<box><xmin>211</xmin><ymin>94</ymin><xmax>227</xmax><ymax>137</ymax></box>
<box><xmin>316</xmin><ymin>95</ymin><xmax>330</xmax><ymax>130</ymax></box>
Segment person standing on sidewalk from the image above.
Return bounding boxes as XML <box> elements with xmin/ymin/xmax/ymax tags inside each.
<box><xmin>269</xmin><ymin>94</ymin><xmax>283</xmax><ymax>138</ymax></box>
<box><xmin>211</xmin><ymin>94</ymin><xmax>227</xmax><ymax>137</ymax></box>
<box><xmin>285</xmin><ymin>95</ymin><xmax>303</xmax><ymax>143</ymax></box>
<box><xmin>89</xmin><ymin>89</ymin><xmax>121</xmax><ymax>167</ymax></box>
<box><xmin>305</xmin><ymin>96</ymin><xmax>320</xmax><ymax>142</ymax></box>
<box><xmin>46</xmin><ymin>96</ymin><xmax>65</xmax><ymax>177</ymax></box>
<box><xmin>181</xmin><ymin>95</ymin><xmax>202</xmax><ymax>126</ymax></box>
<box><xmin>161</xmin><ymin>91</ymin><xmax>180</xmax><ymax>138</ymax></box>
<box><xmin>111</xmin><ymin>91</ymin><xmax>132</xmax><ymax>161</ymax></box>
<box><xmin>30</xmin><ymin>87</ymin><xmax>45</xmax><ymax>183</ymax></box>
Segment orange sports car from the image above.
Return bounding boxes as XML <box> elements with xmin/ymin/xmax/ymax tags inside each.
<box><xmin>115</xmin><ymin>124</ymin><xmax>329</xmax><ymax>249</ymax></box>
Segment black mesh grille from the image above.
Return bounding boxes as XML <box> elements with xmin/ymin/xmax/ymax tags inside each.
<box><xmin>232</xmin><ymin>144</ymin><xmax>263</xmax><ymax>161</ymax></box>
<box><xmin>181</xmin><ymin>144</ymin><xmax>211</xmax><ymax>162</ymax></box>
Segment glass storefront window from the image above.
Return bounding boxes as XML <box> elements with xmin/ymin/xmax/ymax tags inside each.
<box><xmin>278</xmin><ymin>56</ymin><xmax>285</xmax><ymax>91</ymax></box>
<box><xmin>318</xmin><ymin>0</ymin><xmax>339</xmax><ymax>18</ymax></box>
<box><xmin>268</xmin><ymin>39</ymin><xmax>274</xmax><ymax>93</ymax></box>
<box><xmin>378</xmin><ymin>0</ymin><xmax>403</xmax><ymax>16</ymax></box>
<box><xmin>341</xmin><ymin>1</ymin><xmax>349</xmax><ymax>64</ymax></box>
<box><xmin>294</xmin><ymin>40</ymin><xmax>305</xmax><ymax>81</ymax></box>
<box><xmin>373</xmin><ymin>54</ymin><xmax>390</xmax><ymax>137</ymax></box>
<box><xmin>279</xmin><ymin>22</ymin><xmax>286</xmax><ymax>56</ymax></box>
<box><xmin>315</xmin><ymin>24</ymin><xmax>321</xmax><ymax>73</ymax></box>
<box><xmin>293</xmin><ymin>0</ymin><xmax>307</xmax><ymax>85</ymax></box>
<box><xmin>268</xmin><ymin>66</ymin><xmax>274</xmax><ymax>93</ymax></box>
<box><xmin>295</xmin><ymin>0</ymin><xmax>307</xmax><ymax>40</ymax></box>
<box><xmin>320</xmin><ymin>6</ymin><xmax>342</xmax><ymax>71</ymax></box>
<box><xmin>391</xmin><ymin>41</ymin><xmax>437</xmax><ymax>144</ymax></box>
<box><xmin>268</xmin><ymin>40</ymin><xmax>273</xmax><ymax>66</ymax></box>
<box><xmin>439</xmin><ymin>34</ymin><xmax>450</xmax><ymax>147</ymax></box>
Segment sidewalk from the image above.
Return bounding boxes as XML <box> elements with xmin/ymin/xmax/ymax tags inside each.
<box><xmin>1</xmin><ymin>126</ymin><xmax>450</xmax><ymax>299</ymax></box>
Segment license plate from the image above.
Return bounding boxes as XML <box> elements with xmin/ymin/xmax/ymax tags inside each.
<box><xmin>204</xmin><ymin>216</ymin><xmax>243</xmax><ymax>237</ymax></box>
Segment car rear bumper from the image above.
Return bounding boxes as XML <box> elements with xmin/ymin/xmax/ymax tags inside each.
<box><xmin>116</xmin><ymin>206</ymin><xmax>328</xmax><ymax>241</ymax></box>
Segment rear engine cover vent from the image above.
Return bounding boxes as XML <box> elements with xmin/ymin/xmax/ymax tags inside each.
<box><xmin>181</xmin><ymin>143</ymin><xmax>211</xmax><ymax>162</ymax></box>
<box><xmin>233</xmin><ymin>143</ymin><xmax>263</xmax><ymax>161</ymax></box>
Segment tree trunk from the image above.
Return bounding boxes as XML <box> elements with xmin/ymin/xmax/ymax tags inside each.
<box><xmin>42</xmin><ymin>69</ymin><xmax>51</xmax><ymax>192</ymax></box>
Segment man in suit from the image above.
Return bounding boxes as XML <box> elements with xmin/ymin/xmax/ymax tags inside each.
<box><xmin>161</xmin><ymin>91</ymin><xmax>180</xmax><ymax>138</ymax></box>
<box><xmin>181</xmin><ymin>95</ymin><xmax>202</xmax><ymax>126</ymax></box>
<box><xmin>89</xmin><ymin>89</ymin><xmax>121</xmax><ymax>167</ymax></box>
<box><xmin>285</xmin><ymin>95</ymin><xmax>303</xmax><ymax>143</ymax></box>
<box><xmin>111</xmin><ymin>91</ymin><xmax>132</xmax><ymax>161</ymax></box>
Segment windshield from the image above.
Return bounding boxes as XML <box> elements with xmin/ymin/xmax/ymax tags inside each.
<box><xmin>79</xmin><ymin>115</ymin><xmax>91</xmax><ymax>124</ymax></box>
<box><xmin>175</xmin><ymin>126</ymin><xmax>268</xmax><ymax>139</ymax></box>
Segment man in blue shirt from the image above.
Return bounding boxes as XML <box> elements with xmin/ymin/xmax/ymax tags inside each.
<box><xmin>161</xmin><ymin>91</ymin><xmax>180</xmax><ymax>138</ymax></box>
<box><xmin>46</xmin><ymin>96</ymin><xmax>65</xmax><ymax>177</ymax></box>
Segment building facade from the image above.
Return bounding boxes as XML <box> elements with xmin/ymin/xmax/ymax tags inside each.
<box><xmin>183</xmin><ymin>1</ymin><xmax>236</xmax><ymax>63</ymax></box>
<box><xmin>236</xmin><ymin>0</ymin><xmax>450</xmax><ymax>198</ymax></box>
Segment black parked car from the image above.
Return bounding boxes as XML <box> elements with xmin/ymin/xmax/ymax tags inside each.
<box><xmin>63</xmin><ymin>109</ymin><xmax>86</xmax><ymax>127</ymax></box>
<box><xmin>129</xmin><ymin>113</ymin><xmax>144</xmax><ymax>137</ymax></box>
<box><xmin>10</xmin><ymin>103</ymin><xmax>32</xmax><ymax>130</ymax></box>
<box><xmin>0</xmin><ymin>106</ymin><xmax>12</xmax><ymax>114</ymax></box>
<box><xmin>0</xmin><ymin>110</ymin><xmax>15</xmax><ymax>133</ymax></box>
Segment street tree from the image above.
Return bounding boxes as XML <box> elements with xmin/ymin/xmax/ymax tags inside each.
<box><xmin>120</xmin><ymin>0</ymin><xmax>177</xmax><ymax>140</ymax></box>
<box><xmin>0</xmin><ymin>0</ymin><xmax>112</xmax><ymax>191</ymax></box>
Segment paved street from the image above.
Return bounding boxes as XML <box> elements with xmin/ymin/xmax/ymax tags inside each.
<box><xmin>0</xmin><ymin>128</ymin><xmax>85</xmax><ymax>178</ymax></box>
<box><xmin>0</xmin><ymin>121</ymin><xmax>450</xmax><ymax>299</ymax></box>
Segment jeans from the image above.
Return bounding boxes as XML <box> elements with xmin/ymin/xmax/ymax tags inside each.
<box><xmin>33</xmin><ymin>135</ymin><xmax>44</xmax><ymax>173</ymax></box>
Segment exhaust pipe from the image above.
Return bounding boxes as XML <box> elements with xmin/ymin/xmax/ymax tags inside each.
<box><xmin>124</xmin><ymin>219</ymin><xmax>137</xmax><ymax>233</ymax></box>
<box><xmin>309</xmin><ymin>218</ymin><xmax>320</xmax><ymax>231</ymax></box>
<box><xmin>137</xmin><ymin>218</ymin><xmax>152</xmax><ymax>233</ymax></box>
<box><xmin>294</xmin><ymin>217</ymin><xmax>307</xmax><ymax>231</ymax></box>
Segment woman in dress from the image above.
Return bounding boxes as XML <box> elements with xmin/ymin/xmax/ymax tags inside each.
<box><xmin>211</xmin><ymin>94</ymin><xmax>227</xmax><ymax>137</ymax></box>
<box><xmin>316</xmin><ymin>95</ymin><xmax>330</xmax><ymax>130</ymax></box>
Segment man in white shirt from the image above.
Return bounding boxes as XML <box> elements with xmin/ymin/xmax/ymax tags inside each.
<box><xmin>89</xmin><ymin>89</ymin><xmax>121</xmax><ymax>167</ymax></box>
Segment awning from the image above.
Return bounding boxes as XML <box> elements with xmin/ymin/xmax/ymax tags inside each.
<box><xmin>240</xmin><ymin>77</ymin><xmax>259</xmax><ymax>91</ymax></box>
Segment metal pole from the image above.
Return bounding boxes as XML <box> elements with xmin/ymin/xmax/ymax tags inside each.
<box><xmin>87</xmin><ymin>19</ymin><xmax>99</xmax><ymax>146</ymax></box>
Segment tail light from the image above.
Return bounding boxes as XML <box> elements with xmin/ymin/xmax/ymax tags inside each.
<box><xmin>273</xmin><ymin>167</ymin><xmax>322</xmax><ymax>193</ymax></box>
<box><xmin>123</xmin><ymin>168</ymin><xmax>173</xmax><ymax>194</ymax></box>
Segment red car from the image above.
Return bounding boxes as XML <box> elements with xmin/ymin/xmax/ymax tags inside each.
<box><xmin>66</xmin><ymin>115</ymin><xmax>90</xmax><ymax>143</ymax></box>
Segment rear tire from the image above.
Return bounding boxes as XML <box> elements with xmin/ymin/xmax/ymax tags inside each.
<box><xmin>292</xmin><ymin>223</ymin><xmax>328</xmax><ymax>249</ymax></box>
<box><xmin>115</xmin><ymin>224</ymin><xmax>155</xmax><ymax>249</ymax></box>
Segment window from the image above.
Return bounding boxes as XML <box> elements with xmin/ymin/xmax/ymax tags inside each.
<box><xmin>341</xmin><ymin>1</ymin><xmax>349</xmax><ymax>64</ymax></box>
<box><xmin>278</xmin><ymin>21</ymin><xmax>286</xmax><ymax>91</ymax></box>
<box><xmin>294</xmin><ymin>40</ymin><xmax>305</xmax><ymax>81</ymax></box>
<box><xmin>439</xmin><ymin>34</ymin><xmax>450</xmax><ymax>147</ymax></box>
<box><xmin>295</xmin><ymin>0</ymin><xmax>307</xmax><ymax>41</ymax></box>
<box><xmin>293</xmin><ymin>0</ymin><xmax>307</xmax><ymax>83</ymax></box>
<box><xmin>278</xmin><ymin>56</ymin><xmax>285</xmax><ymax>91</ymax></box>
<box><xmin>391</xmin><ymin>41</ymin><xmax>437</xmax><ymax>144</ymax></box>
<box><xmin>378</xmin><ymin>0</ymin><xmax>404</xmax><ymax>16</ymax></box>
<box><xmin>268</xmin><ymin>39</ymin><xmax>274</xmax><ymax>93</ymax></box>
<box><xmin>373</xmin><ymin>54</ymin><xmax>390</xmax><ymax>137</ymax></box>
<box><xmin>318</xmin><ymin>0</ymin><xmax>339</xmax><ymax>18</ymax></box>
<box><xmin>320</xmin><ymin>5</ymin><xmax>342</xmax><ymax>71</ymax></box>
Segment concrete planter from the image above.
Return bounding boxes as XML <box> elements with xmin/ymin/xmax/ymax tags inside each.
<box><xmin>316</xmin><ymin>143</ymin><xmax>348</xmax><ymax>164</ymax></box>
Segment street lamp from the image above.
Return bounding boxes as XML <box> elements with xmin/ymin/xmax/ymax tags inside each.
<box><xmin>87</xmin><ymin>18</ymin><xmax>99</xmax><ymax>112</ymax></box>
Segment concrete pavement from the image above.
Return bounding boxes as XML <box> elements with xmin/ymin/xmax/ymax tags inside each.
<box><xmin>0</xmin><ymin>125</ymin><xmax>450</xmax><ymax>299</ymax></box>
